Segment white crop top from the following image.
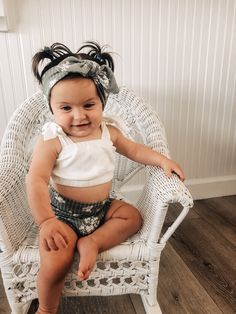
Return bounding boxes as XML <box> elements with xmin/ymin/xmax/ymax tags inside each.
<box><xmin>42</xmin><ymin>121</ymin><xmax>116</xmax><ymax>187</ymax></box>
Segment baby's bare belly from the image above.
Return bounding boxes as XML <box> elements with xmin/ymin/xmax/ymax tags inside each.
<box><xmin>52</xmin><ymin>181</ymin><xmax>112</xmax><ymax>203</ymax></box>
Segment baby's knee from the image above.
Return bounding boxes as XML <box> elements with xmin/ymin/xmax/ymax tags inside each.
<box><xmin>40</xmin><ymin>250</ymin><xmax>75</xmax><ymax>282</ymax></box>
<box><xmin>133</xmin><ymin>209</ymin><xmax>143</xmax><ymax>231</ymax></box>
<box><xmin>128</xmin><ymin>206</ymin><xmax>143</xmax><ymax>233</ymax></box>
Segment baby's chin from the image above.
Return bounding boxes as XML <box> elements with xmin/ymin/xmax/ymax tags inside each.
<box><xmin>67</xmin><ymin>124</ymin><xmax>96</xmax><ymax>139</ymax></box>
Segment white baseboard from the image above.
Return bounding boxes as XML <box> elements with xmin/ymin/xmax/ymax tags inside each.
<box><xmin>120</xmin><ymin>175</ymin><xmax>236</xmax><ymax>202</ymax></box>
<box><xmin>185</xmin><ymin>175</ymin><xmax>236</xmax><ymax>200</ymax></box>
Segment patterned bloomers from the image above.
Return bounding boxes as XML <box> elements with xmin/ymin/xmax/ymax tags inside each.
<box><xmin>49</xmin><ymin>186</ymin><xmax>114</xmax><ymax>236</ymax></box>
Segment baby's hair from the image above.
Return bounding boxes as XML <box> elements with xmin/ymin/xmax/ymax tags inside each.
<box><xmin>32</xmin><ymin>43</ymin><xmax>76</xmax><ymax>83</ymax></box>
<box><xmin>77</xmin><ymin>41</ymin><xmax>114</xmax><ymax>71</ymax></box>
<box><xmin>32</xmin><ymin>41</ymin><xmax>115</xmax><ymax>84</ymax></box>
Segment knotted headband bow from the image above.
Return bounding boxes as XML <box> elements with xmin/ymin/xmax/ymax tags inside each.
<box><xmin>41</xmin><ymin>56</ymin><xmax>119</xmax><ymax>106</ymax></box>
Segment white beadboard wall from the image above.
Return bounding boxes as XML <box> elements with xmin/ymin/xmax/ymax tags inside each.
<box><xmin>0</xmin><ymin>0</ymin><xmax>236</xmax><ymax>199</ymax></box>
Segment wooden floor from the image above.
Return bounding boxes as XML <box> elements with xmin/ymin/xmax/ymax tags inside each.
<box><xmin>0</xmin><ymin>195</ymin><xmax>235</xmax><ymax>313</ymax></box>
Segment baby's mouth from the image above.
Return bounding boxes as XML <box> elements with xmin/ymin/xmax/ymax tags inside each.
<box><xmin>72</xmin><ymin>123</ymin><xmax>91</xmax><ymax>128</ymax></box>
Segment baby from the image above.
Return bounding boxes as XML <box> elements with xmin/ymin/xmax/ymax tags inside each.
<box><xmin>26</xmin><ymin>42</ymin><xmax>185</xmax><ymax>314</ymax></box>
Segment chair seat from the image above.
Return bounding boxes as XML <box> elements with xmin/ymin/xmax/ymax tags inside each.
<box><xmin>10</xmin><ymin>229</ymin><xmax>166</xmax><ymax>303</ymax></box>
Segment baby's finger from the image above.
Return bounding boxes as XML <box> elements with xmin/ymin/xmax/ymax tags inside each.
<box><xmin>54</xmin><ymin>233</ymin><xmax>68</xmax><ymax>249</ymax></box>
<box><xmin>47</xmin><ymin>237</ymin><xmax>58</xmax><ymax>251</ymax></box>
<box><xmin>173</xmin><ymin>168</ymin><xmax>185</xmax><ymax>181</ymax></box>
<box><xmin>42</xmin><ymin>238</ymin><xmax>51</xmax><ymax>251</ymax></box>
<box><xmin>164</xmin><ymin>168</ymin><xmax>172</xmax><ymax>178</ymax></box>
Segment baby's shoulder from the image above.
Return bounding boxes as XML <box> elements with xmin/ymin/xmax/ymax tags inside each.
<box><xmin>103</xmin><ymin>114</ymin><xmax>128</xmax><ymax>138</ymax></box>
<box><xmin>105</xmin><ymin>124</ymin><xmax>122</xmax><ymax>143</ymax></box>
<box><xmin>33</xmin><ymin>122</ymin><xmax>62</xmax><ymax>154</ymax></box>
<box><xmin>32</xmin><ymin>134</ymin><xmax>61</xmax><ymax>160</ymax></box>
<box><xmin>106</xmin><ymin>123</ymin><xmax>119</xmax><ymax>132</ymax></box>
<box><xmin>42</xmin><ymin>121</ymin><xmax>65</xmax><ymax>141</ymax></box>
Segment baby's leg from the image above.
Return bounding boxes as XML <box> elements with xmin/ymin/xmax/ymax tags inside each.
<box><xmin>77</xmin><ymin>200</ymin><xmax>142</xmax><ymax>280</ymax></box>
<box><xmin>37</xmin><ymin>223</ymin><xmax>78</xmax><ymax>314</ymax></box>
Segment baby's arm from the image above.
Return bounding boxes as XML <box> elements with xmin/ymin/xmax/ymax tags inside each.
<box><xmin>26</xmin><ymin>137</ymin><xmax>69</xmax><ymax>251</ymax></box>
<box><xmin>109</xmin><ymin>126</ymin><xmax>185</xmax><ymax>181</ymax></box>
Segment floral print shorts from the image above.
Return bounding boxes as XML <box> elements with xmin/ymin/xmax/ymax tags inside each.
<box><xmin>49</xmin><ymin>187</ymin><xmax>114</xmax><ymax>236</ymax></box>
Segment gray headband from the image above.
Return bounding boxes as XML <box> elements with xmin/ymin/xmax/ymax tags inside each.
<box><xmin>41</xmin><ymin>56</ymin><xmax>119</xmax><ymax>105</ymax></box>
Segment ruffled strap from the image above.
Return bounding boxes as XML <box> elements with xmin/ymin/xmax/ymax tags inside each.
<box><xmin>102</xmin><ymin>113</ymin><xmax>129</xmax><ymax>136</ymax></box>
<box><xmin>42</xmin><ymin>122</ymin><xmax>66</xmax><ymax>141</ymax></box>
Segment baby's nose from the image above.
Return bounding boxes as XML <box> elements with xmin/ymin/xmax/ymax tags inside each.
<box><xmin>74</xmin><ymin>109</ymin><xmax>86</xmax><ymax>121</ymax></box>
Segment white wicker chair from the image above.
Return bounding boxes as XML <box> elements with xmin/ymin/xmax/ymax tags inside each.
<box><xmin>0</xmin><ymin>87</ymin><xmax>193</xmax><ymax>314</ymax></box>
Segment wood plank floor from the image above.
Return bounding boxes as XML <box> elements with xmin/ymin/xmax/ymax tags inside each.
<box><xmin>0</xmin><ymin>195</ymin><xmax>235</xmax><ymax>313</ymax></box>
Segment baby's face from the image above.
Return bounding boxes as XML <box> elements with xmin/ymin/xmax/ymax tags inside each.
<box><xmin>50</xmin><ymin>77</ymin><xmax>103</xmax><ymax>140</ymax></box>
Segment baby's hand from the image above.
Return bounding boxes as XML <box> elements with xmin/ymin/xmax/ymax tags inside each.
<box><xmin>39</xmin><ymin>217</ymin><xmax>69</xmax><ymax>251</ymax></box>
<box><xmin>160</xmin><ymin>157</ymin><xmax>185</xmax><ymax>181</ymax></box>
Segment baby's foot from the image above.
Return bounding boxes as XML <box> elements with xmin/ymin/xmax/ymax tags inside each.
<box><xmin>77</xmin><ymin>236</ymin><xmax>99</xmax><ymax>281</ymax></box>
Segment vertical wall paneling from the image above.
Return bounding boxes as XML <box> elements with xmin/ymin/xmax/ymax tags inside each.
<box><xmin>0</xmin><ymin>0</ymin><xmax>236</xmax><ymax>199</ymax></box>
<box><xmin>183</xmin><ymin>0</ymin><xmax>196</xmax><ymax>173</ymax></box>
<box><xmin>210</xmin><ymin>1</ymin><xmax>227</xmax><ymax>177</ymax></box>
<box><xmin>228</xmin><ymin>65</ymin><xmax>236</xmax><ymax>175</ymax></box>
<box><xmin>217</xmin><ymin>0</ymin><xmax>236</xmax><ymax>174</ymax></box>
<box><xmin>195</xmin><ymin>0</ymin><xmax>212</xmax><ymax>178</ymax></box>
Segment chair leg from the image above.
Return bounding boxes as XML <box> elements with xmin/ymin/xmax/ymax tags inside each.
<box><xmin>141</xmin><ymin>295</ymin><xmax>162</xmax><ymax>314</ymax></box>
<box><xmin>9</xmin><ymin>300</ymin><xmax>32</xmax><ymax>314</ymax></box>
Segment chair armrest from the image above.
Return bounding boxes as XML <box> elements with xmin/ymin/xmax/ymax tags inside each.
<box><xmin>0</xmin><ymin>92</ymin><xmax>47</xmax><ymax>257</ymax></box>
<box><xmin>137</xmin><ymin>165</ymin><xmax>193</xmax><ymax>246</ymax></box>
<box><xmin>0</xmin><ymin>163</ymin><xmax>34</xmax><ymax>257</ymax></box>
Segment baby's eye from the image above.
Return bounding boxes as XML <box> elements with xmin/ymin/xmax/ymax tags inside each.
<box><xmin>61</xmin><ymin>105</ymin><xmax>71</xmax><ymax>111</ymax></box>
<box><xmin>84</xmin><ymin>103</ymin><xmax>95</xmax><ymax>109</ymax></box>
